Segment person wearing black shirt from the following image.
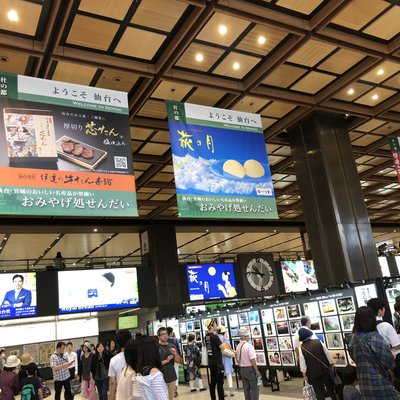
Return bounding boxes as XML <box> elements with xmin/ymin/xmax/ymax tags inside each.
<box><xmin>204</xmin><ymin>318</ymin><xmax>225</xmax><ymax>400</ymax></box>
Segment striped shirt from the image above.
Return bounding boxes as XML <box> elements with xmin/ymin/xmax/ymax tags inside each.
<box><xmin>50</xmin><ymin>352</ymin><xmax>70</xmax><ymax>381</ymax></box>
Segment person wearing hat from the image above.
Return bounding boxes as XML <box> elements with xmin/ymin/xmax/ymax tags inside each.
<box><xmin>293</xmin><ymin>316</ymin><xmax>318</xmax><ymax>361</ymax></box>
<box><xmin>0</xmin><ymin>355</ymin><xmax>20</xmax><ymax>399</ymax></box>
<box><xmin>204</xmin><ymin>318</ymin><xmax>225</xmax><ymax>400</ymax></box>
<box><xmin>217</xmin><ymin>326</ymin><xmax>234</xmax><ymax>397</ymax></box>
<box><xmin>298</xmin><ymin>328</ymin><xmax>336</xmax><ymax>400</ymax></box>
<box><xmin>18</xmin><ymin>353</ymin><xmax>40</xmax><ymax>382</ymax></box>
<box><xmin>235</xmin><ymin>328</ymin><xmax>260</xmax><ymax>400</ymax></box>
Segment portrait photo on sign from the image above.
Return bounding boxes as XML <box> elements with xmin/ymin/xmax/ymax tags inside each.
<box><xmin>263</xmin><ymin>322</ymin><xmax>276</xmax><ymax>336</ymax></box>
<box><xmin>336</xmin><ymin>297</ymin><xmax>355</xmax><ymax>313</ymax></box>
<box><xmin>326</xmin><ymin>333</ymin><xmax>344</xmax><ymax>350</ymax></box>
<box><xmin>281</xmin><ymin>351</ymin><xmax>295</xmax><ymax>366</ymax></box>
<box><xmin>274</xmin><ymin>307</ymin><xmax>287</xmax><ymax>321</ymax></box>
<box><xmin>320</xmin><ymin>299</ymin><xmax>337</xmax><ymax>316</ymax></box>
<box><xmin>287</xmin><ymin>304</ymin><xmax>301</xmax><ymax>319</ymax></box>
<box><xmin>256</xmin><ymin>352</ymin><xmax>266</xmax><ymax>366</ymax></box>
<box><xmin>323</xmin><ymin>316</ymin><xmax>341</xmax><ymax>332</ymax></box>
<box><xmin>340</xmin><ymin>314</ymin><xmax>355</xmax><ymax>331</ymax></box>
<box><xmin>266</xmin><ymin>337</ymin><xmax>279</xmax><ymax>351</ymax></box>
<box><xmin>251</xmin><ymin>325</ymin><xmax>262</xmax><ymax>338</ymax></box>
<box><xmin>268</xmin><ymin>352</ymin><xmax>281</xmax><ymax>366</ymax></box>
<box><xmin>276</xmin><ymin>321</ymin><xmax>289</xmax><ymax>335</ymax></box>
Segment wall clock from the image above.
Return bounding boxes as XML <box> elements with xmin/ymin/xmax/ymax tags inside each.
<box><xmin>246</xmin><ymin>257</ymin><xmax>274</xmax><ymax>292</ymax></box>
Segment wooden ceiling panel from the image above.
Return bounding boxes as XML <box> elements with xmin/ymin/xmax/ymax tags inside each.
<box><xmin>131</xmin><ymin>0</ymin><xmax>187</xmax><ymax>32</ymax></box>
<box><xmin>137</xmin><ymin>99</ymin><xmax>167</xmax><ymax>119</ymax></box>
<box><xmin>276</xmin><ymin>0</ymin><xmax>323</xmax><ymax>15</ymax></box>
<box><xmin>317</xmin><ymin>49</ymin><xmax>365</xmax><ymax>74</ymax></box>
<box><xmin>287</xmin><ymin>40</ymin><xmax>337</xmax><ymax>68</ymax></box>
<box><xmin>130</xmin><ymin>127</ymin><xmax>153</xmax><ymax>141</ymax></box>
<box><xmin>213</xmin><ymin>52</ymin><xmax>261</xmax><ymax>79</ymax></box>
<box><xmin>138</xmin><ymin>142</ymin><xmax>170</xmax><ymax>156</ymax></box>
<box><xmin>262</xmin><ymin>64</ymin><xmax>308</xmax><ymax>87</ymax></box>
<box><xmin>236</xmin><ymin>24</ymin><xmax>288</xmax><ymax>56</ymax></box>
<box><xmin>354</xmin><ymin>87</ymin><xmax>397</xmax><ymax>106</ymax></box>
<box><xmin>152</xmin><ymin>130</ymin><xmax>170</xmax><ymax>143</ymax></box>
<box><xmin>262</xmin><ymin>117</ymin><xmax>278</xmax><ymax>130</ymax></box>
<box><xmin>179</xmin><ymin>232</ymin><xmax>241</xmax><ymax>254</ymax></box>
<box><xmin>231</xmin><ymin>96</ymin><xmax>269</xmax><ymax>113</ymax></box>
<box><xmin>384</xmin><ymin>73</ymin><xmax>400</xmax><ymax>90</ymax></box>
<box><xmin>359</xmin><ymin>61</ymin><xmax>400</xmax><ymax>84</ymax></box>
<box><xmin>0</xmin><ymin>0</ymin><xmax>42</xmax><ymax>36</ymax></box>
<box><xmin>196</xmin><ymin>13</ymin><xmax>251</xmax><ymax>47</ymax></box>
<box><xmin>186</xmin><ymin>87</ymin><xmax>226</xmax><ymax>106</ymax></box>
<box><xmin>291</xmin><ymin>71</ymin><xmax>336</xmax><ymax>94</ymax></box>
<box><xmin>79</xmin><ymin>0</ymin><xmax>132</xmax><ymax>20</ymax></box>
<box><xmin>354</xmin><ymin>119</ymin><xmax>386</xmax><ymax>132</ymax></box>
<box><xmin>96</xmin><ymin>69</ymin><xmax>140</xmax><ymax>92</ymax></box>
<box><xmin>52</xmin><ymin>61</ymin><xmax>97</xmax><ymax>85</ymax></box>
<box><xmin>0</xmin><ymin>234</ymin><xmax>56</xmax><ymax>260</ymax></box>
<box><xmin>373</xmin><ymin>122</ymin><xmax>400</xmax><ymax>135</ymax></box>
<box><xmin>333</xmin><ymin>82</ymin><xmax>374</xmax><ymax>102</ymax></box>
<box><xmin>67</xmin><ymin>15</ymin><xmax>119</xmax><ymax>51</ymax></box>
<box><xmin>115</xmin><ymin>27</ymin><xmax>167</xmax><ymax>60</ymax></box>
<box><xmin>90</xmin><ymin>233</ymin><xmax>140</xmax><ymax>257</ymax></box>
<box><xmin>330</xmin><ymin>0</ymin><xmax>389</xmax><ymax>31</ymax></box>
<box><xmin>261</xmin><ymin>101</ymin><xmax>297</xmax><ymax>118</ymax></box>
<box><xmin>363</xmin><ymin>6</ymin><xmax>400</xmax><ymax>40</ymax></box>
<box><xmin>351</xmin><ymin>134</ymin><xmax>381</xmax><ymax>146</ymax></box>
<box><xmin>175</xmin><ymin>43</ymin><xmax>225</xmax><ymax>72</ymax></box>
<box><xmin>151</xmin><ymin>81</ymin><xmax>193</xmax><ymax>101</ymax></box>
<box><xmin>0</xmin><ymin>49</ymin><xmax>29</xmax><ymax>75</ymax></box>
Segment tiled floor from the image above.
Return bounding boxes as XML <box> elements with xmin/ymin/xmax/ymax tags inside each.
<box><xmin>45</xmin><ymin>378</ymin><xmax>303</xmax><ymax>399</ymax></box>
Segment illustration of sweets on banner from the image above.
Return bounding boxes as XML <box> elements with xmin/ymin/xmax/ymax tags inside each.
<box><xmin>166</xmin><ymin>100</ymin><xmax>278</xmax><ymax>219</ymax></box>
<box><xmin>388</xmin><ymin>136</ymin><xmax>400</xmax><ymax>183</ymax></box>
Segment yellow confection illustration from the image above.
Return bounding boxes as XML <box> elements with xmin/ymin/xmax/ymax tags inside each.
<box><xmin>223</xmin><ymin>159</ymin><xmax>245</xmax><ymax>178</ymax></box>
<box><xmin>244</xmin><ymin>159</ymin><xmax>265</xmax><ymax>178</ymax></box>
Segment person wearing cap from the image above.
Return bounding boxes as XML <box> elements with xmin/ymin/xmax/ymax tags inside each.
<box><xmin>0</xmin><ymin>355</ymin><xmax>20</xmax><ymax>399</ymax></box>
<box><xmin>235</xmin><ymin>328</ymin><xmax>260</xmax><ymax>400</ymax></box>
<box><xmin>18</xmin><ymin>353</ymin><xmax>40</xmax><ymax>382</ymax></box>
<box><xmin>293</xmin><ymin>316</ymin><xmax>318</xmax><ymax>360</ymax></box>
<box><xmin>217</xmin><ymin>326</ymin><xmax>234</xmax><ymax>397</ymax></box>
<box><xmin>204</xmin><ymin>318</ymin><xmax>226</xmax><ymax>400</ymax></box>
<box><xmin>298</xmin><ymin>328</ymin><xmax>336</xmax><ymax>400</ymax></box>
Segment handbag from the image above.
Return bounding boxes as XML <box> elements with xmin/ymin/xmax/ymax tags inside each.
<box><xmin>303</xmin><ymin>382</ymin><xmax>317</xmax><ymax>400</ymax></box>
<box><xmin>70</xmin><ymin>378</ymin><xmax>82</xmax><ymax>395</ymax></box>
<box><xmin>223</xmin><ymin>348</ymin><xmax>235</xmax><ymax>358</ymax></box>
<box><xmin>39</xmin><ymin>377</ymin><xmax>51</xmax><ymax>398</ymax></box>
<box><xmin>201</xmin><ymin>342</ymin><xmax>208</xmax><ymax>366</ymax></box>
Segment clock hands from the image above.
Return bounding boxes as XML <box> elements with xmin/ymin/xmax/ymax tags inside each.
<box><xmin>252</xmin><ymin>265</ymin><xmax>265</xmax><ymax>277</ymax></box>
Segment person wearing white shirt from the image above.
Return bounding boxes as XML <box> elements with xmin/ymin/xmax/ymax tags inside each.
<box><xmin>367</xmin><ymin>298</ymin><xmax>400</xmax><ymax>378</ymax></box>
<box><xmin>65</xmin><ymin>342</ymin><xmax>77</xmax><ymax>379</ymax></box>
<box><xmin>293</xmin><ymin>316</ymin><xmax>318</xmax><ymax>360</ymax></box>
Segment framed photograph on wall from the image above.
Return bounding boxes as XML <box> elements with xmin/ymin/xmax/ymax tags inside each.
<box><xmin>340</xmin><ymin>314</ymin><xmax>355</xmax><ymax>332</ymax></box>
<box><xmin>320</xmin><ymin>299</ymin><xmax>337</xmax><ymax>316</ymax></box>
<box><xmin>287</xmin><ymin>304</ymin><xmax>301</xmax><ymax>319</ymax></box>
<box><xmin>325</xmin><ymin>333</ymin><xmax>344</xmax><ymax>350</ymax></box>
<box><xmin>336</xmin><ymin>297</ymin><xmax>355</xmax><ymax>314</ymax></box>
<box><xmin>323</xmin><ymin>316</ymin><xmax>340</xmax><ymax>332</ymax></box>
<box><xmin>263</xmin><ymin>322</ymin><xmax>276</xmax><ymax>336</ymax></box>
<box><xmin>266</xmin><ymin>337</ymin><xmax>279</xmax><ymax>351</ymax></box>
<box><xmin>278</xmin><ymin>336</ymin><xmax>293</xmax><ymax>351</ymax></box>
<box><xmin>273</xmin><ymin>307</ymin><xmax>287</xmax><ymax>321</ymax></box>
<box><xmin>268</xmin><ymin>352</ymin><xmax>281</xmax><ymax>366</ymax></box>
<box><xmin>281</xmin><ymin>351</ymin><xmax>295</xmax><ymax>366</ymax></box>
<box><xmin>256</xmin><ymin>352</ymin><xmax>267</xmax><ymax>366</ymax></box>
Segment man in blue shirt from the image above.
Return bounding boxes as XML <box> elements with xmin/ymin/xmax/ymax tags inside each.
<box><xmin>2</xmin><ymin>274</ymin><xmax>31</xmax><ymax>307</ymax></box>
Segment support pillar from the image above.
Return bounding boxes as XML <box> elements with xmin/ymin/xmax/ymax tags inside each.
<box><xmin>141</xmin><ymin>222</ymin><xmax>183</xmax><ymax>319</ymax></box>
<box><xmin>288</xmin><ymin>111</ymin><xmax>381</xmax><ymax>286</ymax></box>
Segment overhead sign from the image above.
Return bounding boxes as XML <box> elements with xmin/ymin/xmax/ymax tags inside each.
<box><xmin>388</xmin><ymin>136</ymin><xmax>400</xmax><ymax>183</ymax></box>
<box><xmin>166</xmin><ymin>101</ymin><xmax>278</xmax><ymax>219</ymax></box>
<box><xmin>0</xmin><ymin>73</ymin><xmax>137</xmax><ymax>216</ymax></box>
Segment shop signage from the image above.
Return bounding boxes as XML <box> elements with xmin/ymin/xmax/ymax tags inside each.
<box><xmin>388</xmin><ymin>136</ymin><xmax>400</xmax><ymax>183</ymax></box>
<box><xmin>166</xmin><ymin>101</ymin><xmax>278</xmax><ymax>219</ymax></box>
<box><xmin>0</xmin><ymin>73</ymin><xmax>137</xmax><ymax>216</ymax></box>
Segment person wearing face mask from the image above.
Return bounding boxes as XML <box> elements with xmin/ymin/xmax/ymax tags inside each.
<box><xmin>235</xmin><ymin>328</ymin><xmax>260</xmax><ymax>400</ymax></box>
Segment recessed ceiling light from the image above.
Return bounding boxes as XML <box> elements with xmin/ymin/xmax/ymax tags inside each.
<box><xmin>232</xmin><ymin>62</ymin><xmax>240</xmax><ymax>70</ymax></box>
<box><xmin>195</xmin><ymin>53</ymin><xmax>204</xmax><ymax>62</ymax></box>
<box><xmin>347</xmin><ymin>88</ymin><xmax>355</xmax><ymax>95</ymax></box>
<box><xmin>258</xmin><ymin>35</ymin><xmax>266</xmax><ymax>45</ymax></box>
<box><xmin>93</xmin><ymin>228</ymin><xmax>98</xmax><ymax>232</ymax></box>
<box><xmin>377</xmin><ymin>68</ymin><xmax>384</xmax><ymax>76</ymax></box>
<box><xmin>7</xmin><ymin>9</ymin><xmax>18</xmax><ymax>22</ymax></box>
<box><xmin>218</xmin><ymin>25</ymin><xmax>227</xmax><ymax>35</ymax></box>
<box><xmin>372</xmin><ymin>94</ymin><xmax>379</xmax><ymax>100</ymax></box>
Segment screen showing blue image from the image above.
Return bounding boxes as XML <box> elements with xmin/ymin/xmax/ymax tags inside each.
<box><xmin>0</xmin><ymin>272</ymin><xmax>37</xmax><ymax>319</ymax></box>
<box><xmin>58</xmin><ymin>267</ymin><xmax>139</xmax><ymax>313</ymax></box>
<box><xmin>186</xmin><ymin>263</ymin><xmax>238</xmax><ymax>301</ymax></box>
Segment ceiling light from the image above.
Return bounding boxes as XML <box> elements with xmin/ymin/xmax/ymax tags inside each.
<box><xmin>218</xmin><ymin>25</ymin><xmax>227</xmax><ymax>35</ymax></box>
<box><xmin>93</xmin><ymin>228</ymin><xmax>98</xmax><ymax>232</ymax></box>
<box><xmin>372</xmin><ymin>94</ymin><xmax>379</xmax><ymax>100</ymax></box>
<box><xmin>195</xmin><ymin>53</ymin><xmax>204</xmax><ymax>62</ymax></box>
<box><xmin>258</xmin><ymin>35</ymin><xmax>266</xmax><ymax>45</ymax></box>
<box><xmin>232</xmin><ymin>62</ymin><xmax>240</xmax><ymax>70</ymax></box>
<box><xmin>7</xmin><ymin>10</ymin><xmax>18</xmax><ymax>22</ymax></box>
<box><xmin>347</xmin><ymin>88</ymin><xmax>355</xmax><ymax>95</ymax></box>
<box><xmin>377</xmin><ymin>68</ymin><xmax>384</xmax><ymax>76</ymax></box>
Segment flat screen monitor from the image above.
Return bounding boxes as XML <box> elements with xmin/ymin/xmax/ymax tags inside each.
<box><xmin>0</xmin><ymin>272</ymin><xmax>37</xmax><ymax>319</ymax></box>
<box><xmin>118</xmin><ymin>315</ymin><xmax>138</xmax><ymax>330</ymax></box>
<box><xmin>58</xmin><ymin>267</ymin><xmax>139</xmax><ymax>313</ymax></box>
<box><xmin>186</xmin><ymin>263</ymin><xmax>238</xmax><ymax>301</ymax></box>
<box><xmin>280</xmin><ymin>260</ymin><xmax>318</xmax><ymax>293</ymax></box>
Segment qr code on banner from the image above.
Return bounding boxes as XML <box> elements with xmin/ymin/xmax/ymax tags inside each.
<box><xmin>114</xmin><ymin>156</ymin><xmax>128</xmax><ymax>169</ymax></box>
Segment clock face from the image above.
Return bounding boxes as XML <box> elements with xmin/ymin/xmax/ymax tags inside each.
<box><xmin>246</xmin><ymin>257</ymin><xmax>274</xmax><ymax>292</ymax></box>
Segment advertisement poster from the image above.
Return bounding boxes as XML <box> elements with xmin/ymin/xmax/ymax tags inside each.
<box><xmin>58</xmin><ymin>267</ymin><xmax>139</xmax><ymax>313</ymax></box>
<box><xmin>388</xmin><ymin>136</ymin><xmax>400</xmax><ymax>183</ymax></box>
<box><xmin>186</xmin><ymin>263</ymin><xmax>238</xmax><ymax>301</ymax></box>
<box><xmin>166</xmin><ymin>101</ymin><xmax>278</xmax><ymax>219</ymax></box>
<box><xmin>23</xmin><ymin>343</ymin><xmax>39</xmax><ymax>364</ymax></box>
<box><xmin>0</xmin><ymin>272</ymin><xmax>37</xmax><ymax>319</ymax></box>
<box><xmin>280</xmin><ymin>260</ymin><xmax>319</xmax><ymax>293</ymax></box>
<box><xmin>39</xmin><ymin>342</ymin><xmax>54</xmax><ymax>364</ymax></box>
<box><xmin>0</xmin><ymin>73</ymin><xmax>137</xmax><ymax>216</ymax></box>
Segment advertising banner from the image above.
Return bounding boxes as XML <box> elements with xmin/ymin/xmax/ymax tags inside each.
<box><xmin>0</xmin><ymin>73</ymin><xmax>137</xmax><ymax>216</ymax></box>
<box><xmin>388</xmin><ymin>136</ymin><xmax>400</xmax><ymax>183</ymax></box>
<box><xmin>166</xmin><ymin>101</ymin><xmax>278</xmax><ymax>219</ymax></box>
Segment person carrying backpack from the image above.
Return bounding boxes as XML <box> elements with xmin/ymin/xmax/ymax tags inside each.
<box><xmin>186</xmin><ymin>334</ymin><xmax>207</xmax><ymax>393</ymax></box>
<box><xmin>20</xmin><ymin>363</ymin><xmax>42</xmax><ymax>400</ymax></box>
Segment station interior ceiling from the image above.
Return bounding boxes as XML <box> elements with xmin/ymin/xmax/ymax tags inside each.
<box><xmin>0</xmin><ymin>0</ymin><xmax>400</xmax><ymax>263</ymax></box>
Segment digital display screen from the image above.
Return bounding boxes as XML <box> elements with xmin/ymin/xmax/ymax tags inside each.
<box><xmin>280</xmin><ymin>260</ymin><xmax>318</xmax><ymax>293</ymax></box>
<box><xmin>0</xmin><ymin>272</ymin><xmax>37</xmax><ymax>319</ymax></box>
<box><xmin>118</xmin><ymin>315</ymin><xmax>138</xmax><ymax>330</ymax></box>
<box><xmin>58</xmin><ymin>268</ymin><xmax>139</xmax><ymax>313</ymax></box>
<box><xmin>186</xmin><ymin>263</ymin><xmax>238</xmax><ymax>301</ymax></box>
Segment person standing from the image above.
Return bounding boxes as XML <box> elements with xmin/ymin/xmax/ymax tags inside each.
<box><xmin>20</xmin><ymin>363</ymin><xmax>43</xmax><ymax>400</ymax></box>
<box><xmin>54</xmin><ymin>252</ymin><xmax>66</xmax><ymax>270</ymax></box>
<box><xmin>298</xmin><ymin>328</ymin><xmax>336</xmax><ymax>400</ymax></box>
<box><xmin>0</xmin><ymin>355</ymin><xmax>20</xmax><ymax>400</ymax></box>
<box><xmin>167</xmin><ymin>327</ymin><xmax>181</xmax><ymax>398</ymax></box>
<box><xmin>158</xmin><ymin>327</ymin><xmax>177</xmax><ymax>400</ymax></box>
<box><xmin>91</xmin><ymin>342</ymin><xmax>110</xmax><ymax>400</ymax></box>
<box><xmin>186</xmin><ymin>334</ymin><xmax>206</xmax><ymax>393</ymax></box>
<box><xmin>236</xmin><ymin>328</ymin><xmax>260</xmax><ymax>400</ymax></box>
<box><xmin>293</xmin><ymin>316</ymin><xmax>318</xmax><ymax>360</ymax></box>
<box><xmin>65</xmin><ymin>342</ymin><xmax>77</xmax><ymax>381</ymax></box>
<box><xmin>50</xmin><ymin>342</ymin><xmax>73</xmax><ymax>400</ymax></box>
<box><xmin>0</xmin><ymin>349</ymin><xmax>6</xmax><ymax>370</ymax></box>
<box><xmin>81</xmin><ymin>344</ymin><xmax>94</xmax><ymax>400</ymax></box>
<box><xmin>218</xmin><ymin>326</ymin><xmax>234</xmax><ymax>397</ymax></box>
<box><xmin>204</xmin><ymin>318</ymin><xmax>225</xmax><ymax>400</ymax></box>
<box><xmin>108</xmin><ymin>330</ymin><xmax>132</xmax><ymax>400</ymax></box>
